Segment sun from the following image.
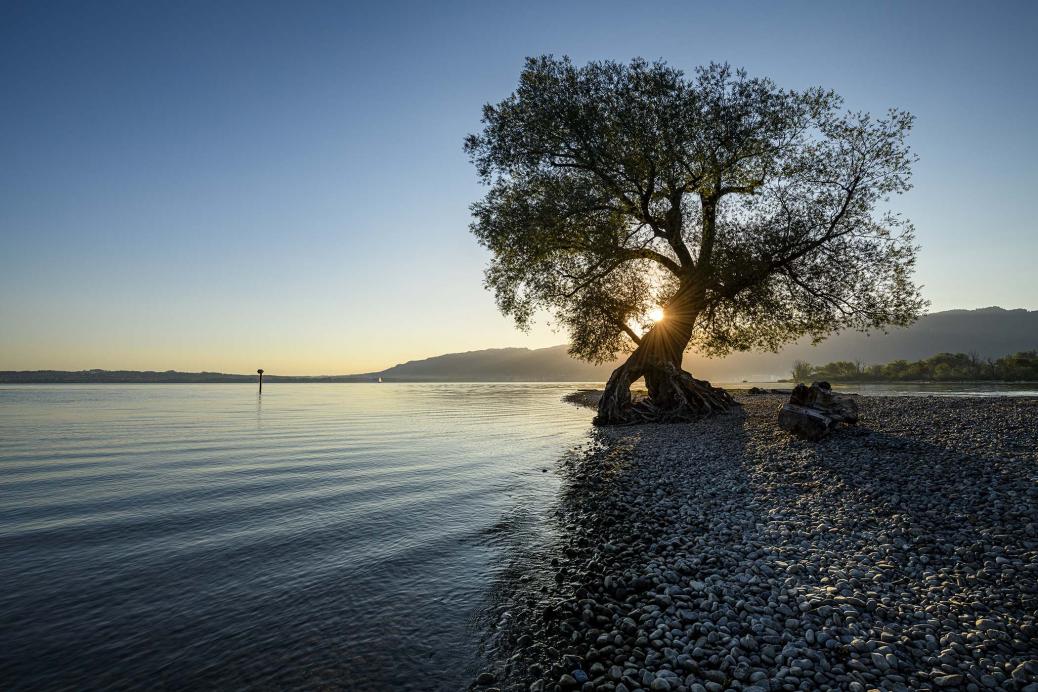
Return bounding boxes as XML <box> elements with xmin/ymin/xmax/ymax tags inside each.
<box><xmin>647</xmin><ymin>306</ymin><xmax>665</xmax><ymax>322</ymax></box>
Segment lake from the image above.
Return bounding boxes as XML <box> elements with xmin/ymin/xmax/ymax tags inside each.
<box><xmin>1</xmin><ymin>381</ymin><xmax>1034</xmax><ymax>690</ymax></box>
<box><xmin>0</xmin><ymin>384</ymin><xmax>595</xmax><ymax>690</ymax></box>
<box><xmin>725</xmin><ymin>381</ymin><xmax>1038</xmax><ymax>397</ymax></box>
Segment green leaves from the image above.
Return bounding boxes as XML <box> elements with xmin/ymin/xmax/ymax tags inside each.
<box><xmin>467</xmin><ymin>56</ymin><xmax>924</xmax><ymax>364</ymax></box>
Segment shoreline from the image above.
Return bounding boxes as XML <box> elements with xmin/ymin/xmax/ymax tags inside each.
<box><xmin>478</xmin><ymin>393</ymin><xmax>1038</xmax><ymax>691</ymax></box>
<box><xmin>773</xmin><ymin>380</ymin><xmax>1038</xmax><ymax>386</ymax></box>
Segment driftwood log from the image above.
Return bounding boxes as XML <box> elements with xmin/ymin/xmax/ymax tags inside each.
<box><xmin>778</xmin><ymin>382</ymin><xmax>859</xmax><ymax>440</ymax></box>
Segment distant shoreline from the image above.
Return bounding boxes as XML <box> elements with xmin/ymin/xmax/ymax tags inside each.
<box><xmin>0</xmin><ymin>374</ymin><xmax>612</xmax><ymax>384</ymax></box>
<box><xmin>3</xmin><ymin>372</ymin><xmax>1038</xmax><ymax>385</ymax></box>
<box><xmin>0</xmin><ymin>372</ymin><xmax>372</xmax><ymax>384</ymax></box>
<box><xmin>776</xmin><ymin>379</ymin><xmax>1038</xmax><ymax>385</ymax></box>
<box><xmin>0</xmin><ymin>374</ymin><xmax>615</xmax><ymax>384</ymax></box>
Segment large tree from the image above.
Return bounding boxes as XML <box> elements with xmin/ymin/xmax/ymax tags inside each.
<box><xmin>466</xmin><ymin>57</ymin><xmax>924</xmax><ymax>425</ymax></box>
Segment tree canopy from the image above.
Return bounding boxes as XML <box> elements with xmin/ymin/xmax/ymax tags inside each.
<box><xmin>794</xmin><ymin>351</ymin><xmax>1038</xmax><ymax>383</ymax></box>
<box><xmin>466</xmin><ymin>57</ymin><xmax>925</xmax><ymax>368</ymax></box>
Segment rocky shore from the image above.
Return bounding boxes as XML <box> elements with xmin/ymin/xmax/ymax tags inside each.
<box><xmin>476</xmin><ymin>394</ymin><xmax>1038</xmax><ymax>692</ymax></box>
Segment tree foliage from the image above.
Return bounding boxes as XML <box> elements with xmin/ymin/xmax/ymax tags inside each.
<box><xmin>466</xmin><ymin>56</ymin><xmax>925</xmax><ymax>365</ymax></box>
<box><xmin>801</xmin><ymin>351</ymin><xmax>1038</xmax><ymax>382</ymax></box>
<box><xmin>791</xmin><ymin>359</ymin><xmax>814</xmax><ymax>383</ymax></box>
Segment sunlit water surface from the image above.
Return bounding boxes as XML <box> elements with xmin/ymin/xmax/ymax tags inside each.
<box><xmin>2</xmin><ymin>381</ymin><xmax>1033</xmax><ymax>690</ymax></box>
<box><xmin>0</xmin><ymin>384</ymin><xmax>596</xmax><ymax>690</ymax></box>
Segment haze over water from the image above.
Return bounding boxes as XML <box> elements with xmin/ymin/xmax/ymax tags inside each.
<box><xmin>0</xmin><ymin>384</ymin><xmax>595</xmax><ymax>690</ymax></box>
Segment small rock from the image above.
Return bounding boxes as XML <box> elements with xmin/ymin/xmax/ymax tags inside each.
<box><xmin>934</xmin><ymin>674</ymin><xmax>964</xmax><ymax>687</ymax></box>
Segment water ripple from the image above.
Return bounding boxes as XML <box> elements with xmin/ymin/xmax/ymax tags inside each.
<box><xmin>0</xmin><ymin>383</ymin><xmax>594</xmax><ymax>690</ymax></box>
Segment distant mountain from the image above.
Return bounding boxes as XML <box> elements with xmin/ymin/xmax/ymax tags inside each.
<box><xmin>2</xmin><ymin>308</ymin><xmax>1034</xmax><ymax>384</ymax></box>
<box><xmin>697</xmin><ymin>306</ymin><xmax>1038</xmax><ymax>381</ymax></box>
<box><xmin>365</xmin><ymin>347</ymin><xmax>615</xmax><ymax>382</ymax></box>
<box><xmin>367</xmin><ymin>306</ymin><xmax>1038</xmax><ymax>383</ymax></box>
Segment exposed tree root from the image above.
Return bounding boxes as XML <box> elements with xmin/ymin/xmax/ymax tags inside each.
<box><xmin>595</xmin><ymin>360</ymin><xmax>739</xmax><ymax>425</ymax></box>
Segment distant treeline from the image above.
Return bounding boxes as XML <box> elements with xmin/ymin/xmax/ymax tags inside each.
<box><xmin>792</xmin><ymin>351</ymin><xmax>1038</xmax><ymax>383</ymax></box>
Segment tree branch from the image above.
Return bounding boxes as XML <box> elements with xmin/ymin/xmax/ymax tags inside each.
<box><xmin>620</xmin><ymin>247</ymin><xmax>682</xmax><ymax>275</ymax></box>
<box><xmin>619</xmin><ymin>322</ymin><xmax>643</xmax><ymax>344</ymax></box>
<box><xmin>663</xmin><ymin>188</ymin><xmax>696</xmax><ymax>271</ymax></box>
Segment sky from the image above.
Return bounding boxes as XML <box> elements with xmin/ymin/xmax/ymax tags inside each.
<box><xmin>1</xmin><ymin>0</ymin><xmax>1036</xmax><ymax>374</ymax></box>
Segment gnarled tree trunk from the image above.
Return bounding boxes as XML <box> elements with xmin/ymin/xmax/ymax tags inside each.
<box><xmin>594</xmin><ymin>294</ymin><xmax>738</xmax><ymax>425</ymax></box>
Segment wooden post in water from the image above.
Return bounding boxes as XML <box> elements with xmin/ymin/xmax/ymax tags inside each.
<box><xmin>257</xmin><ymin>368</ymin><xmax>264</xmax><ymax>394</ymax></box>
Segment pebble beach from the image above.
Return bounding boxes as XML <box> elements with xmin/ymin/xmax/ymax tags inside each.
<box><xmin>477</xmin><ymin>394</ymin><xmax>1038</xmax><ymax>692</ymax></box>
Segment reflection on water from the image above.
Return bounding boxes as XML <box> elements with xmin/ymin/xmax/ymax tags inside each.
<box><xmin>720</xmin><ymin>381</ymin><xmax>1038</xmax><ymax>397</ymax></box>
<box><xmin>0</xmin><ymin>384</ymin><xmax>595</xmax><ymax>690</ymax></box>
<box><xmin>832</xmin><ymin>382</ymin><xmax>1038</xmax><ymax>397</ymax></box>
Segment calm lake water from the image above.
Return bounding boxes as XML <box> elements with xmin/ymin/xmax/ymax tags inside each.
<box><xmin>2</xmin><ymin>381</ymin><xmax>1035</xmax><ymax>690</ymax></box>
<box><xmin>0</xmin><ymin>384</ymin><xmax>595</xmax><ymax>690</ymax></box>
<box><xmin>726</xmin><ymin>381</ymin><xmax>1038</xmax><ymax>397</ymax></box>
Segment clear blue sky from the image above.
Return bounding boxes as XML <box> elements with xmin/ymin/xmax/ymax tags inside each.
<box><xmin>2</xmin><ymin>0</ymin><xmax>1036</xmax><ymax>373</ymax></box>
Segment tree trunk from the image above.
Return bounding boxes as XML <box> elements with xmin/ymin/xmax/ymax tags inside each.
<box><xmin>594</xmin><ymin>296</ymin><xmax>738</xmax><ymax>425</ymax></box>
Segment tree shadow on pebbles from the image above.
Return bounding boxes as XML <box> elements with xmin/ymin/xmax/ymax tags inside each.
<box><xmin>738</xmin><ymin>396</ymin><xmax>1038</xmax><ymax>690</ymax></box>
<box><xmin>476</xmin><ymin>396</ymin><xmax>1038</xmax><ymax>692</ymax></box>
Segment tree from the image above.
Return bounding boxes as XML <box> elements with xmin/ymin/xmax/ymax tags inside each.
<box><xmin>466</xmin><ymin>57</ymin><xmax>925</xmax><ymax>424</ymax></box>
<box><xmin>791</xmin><ymin>360</ymin><xmax>814</xmax><ymax>383</ymax></box>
